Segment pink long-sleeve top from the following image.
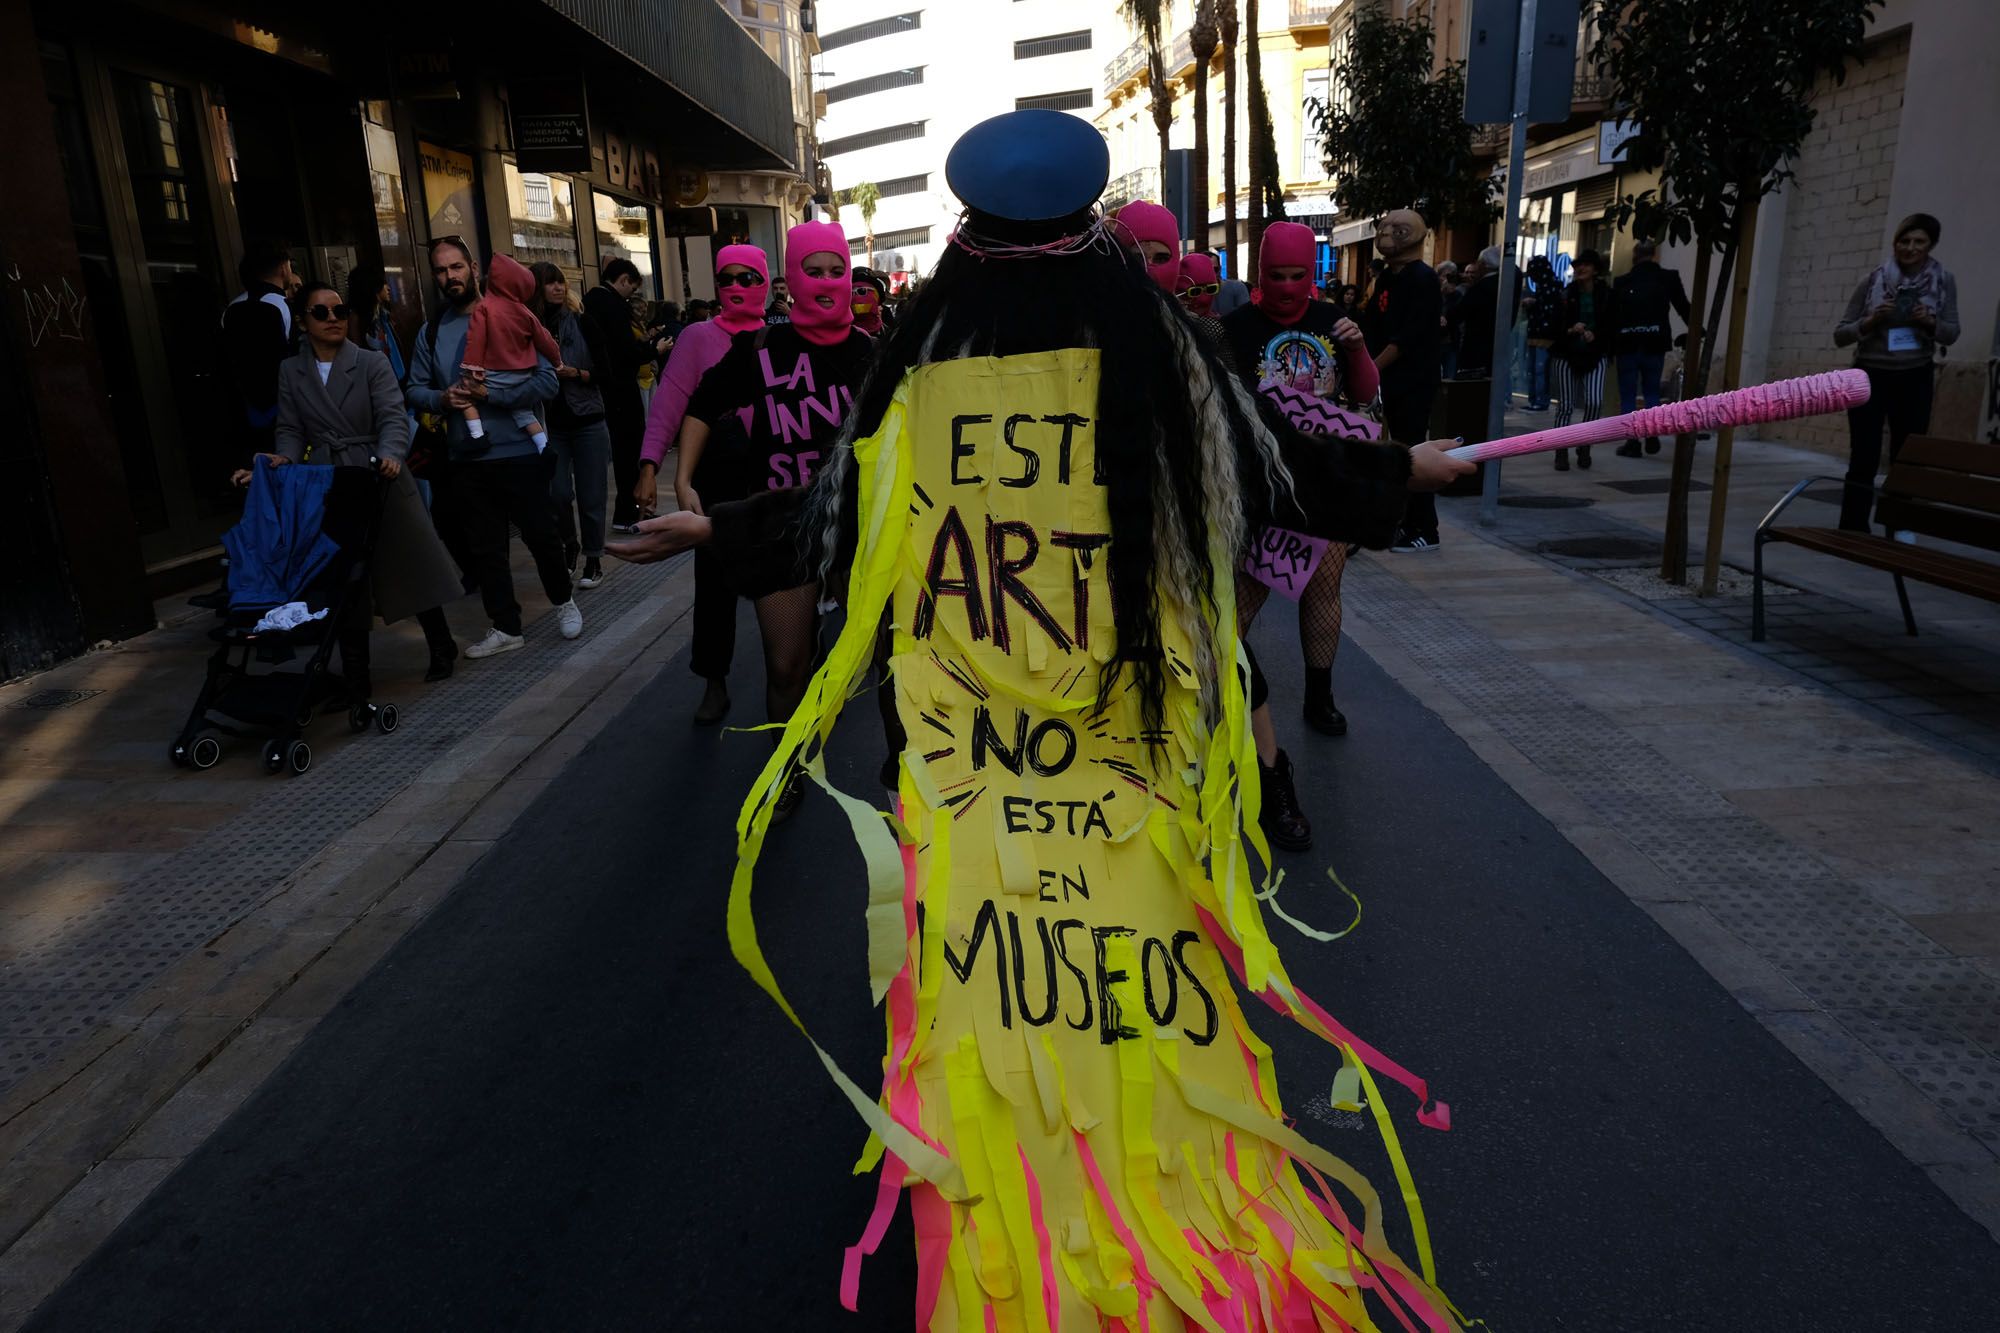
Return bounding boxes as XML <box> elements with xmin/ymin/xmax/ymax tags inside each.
<box><xmin>640</xmin><ymin>320</ymin><xmax>741</xmax><ymax>468</ymax></box>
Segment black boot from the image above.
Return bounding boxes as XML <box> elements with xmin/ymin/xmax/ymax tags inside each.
<box><xmin>694</xmin><ymin>677</ymin><xmax>731</xmax><ymax>725</ymax></box>
<box><xmin>1259</xmin><ymin>749</ymin><xmax>1312</xmax><ymax>853</ymax></box>
<box><xmin>420</xmin><ymin>607</ymin><xmax>457</xmax><ymax>682</ymax></box>
<box><xmin>1577</xmin><ymin>444</ymin><xmax>1593</xmax><ymax>469</ymax></box>
<box><xmin>1553</xmin><ymin>448</ymin><xmax>1571</xmax><ymax>471</ymax></box>
<box><xmin>1302</xmin><ymin>666</ymin><xmax>1348</xmax><ymax>737</ymax></box>
<box><xmin>1616</xmin><ymin>438</ymin><xmax>1643</xmax><ymax>458</ymax></box>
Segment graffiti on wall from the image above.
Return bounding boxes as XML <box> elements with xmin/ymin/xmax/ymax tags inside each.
<box><xmin>7</xmin><ymin>266</ymin><xmax>89</xmax><ymax>348</ymax></box>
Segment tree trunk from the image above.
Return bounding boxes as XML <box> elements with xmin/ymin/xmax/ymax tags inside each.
<box><xmin>1659</xmin><ymin>243</ymin><xmax>1713</xmax><ymax>585</ymax></box>
<box><xmin>1700</xmin><ymin>192</ymin><xmax>1761</xmax><ymax>597</ymax></box>
<box><xmin>1220</xmin><ymin>2</ymin><xmax>1238</xmax><ymax>272</ymax></box>
<box><xmin>1244</xmin><ymin>0</ymin><xmax>1265</xmax><ymax>277</ymax></box>
<box><xmin>1191</xmin><ymin>9</ymin><xmax>1215</xmax><ymax>252</ymax></box>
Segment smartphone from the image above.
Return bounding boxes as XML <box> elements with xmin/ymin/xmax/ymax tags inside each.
<box><xmin>1893</xmin><ymin>284</ymin><xmax>1919</xmax><ymax>319</ymax></box>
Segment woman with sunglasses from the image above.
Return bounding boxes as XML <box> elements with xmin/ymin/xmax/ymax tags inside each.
<box><xmin>669</xmin><ymin>222</ymin><xmax>869</xmax><ymax>817</ymax></box>
<box><xmin>252</xmin><ymin>281</ymin><xmax>463</xmax><ymax>692</ymax></box>
<box><xmin>635</xmin><ymin>244</ymin><xmax>773</xmax><ymax>724</ymax></box>
<box><xmin>1174</xmin><ymin>251</ymin><xmax>1222</xmax><ymax>317</ymax></box>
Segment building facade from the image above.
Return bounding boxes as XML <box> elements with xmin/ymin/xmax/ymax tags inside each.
<box><xmin>813</xmin><ymin>1</ymin><xmax>1121</xmax><ymax>283</ymax></box>
<box><xmin>3</xmin><ymin>0</ymin><xmax>802</xmax><ymax>679</ymax></box>
<box><xmin>1099</xmin><ymin>1</ymin><xmax>1345</xmax><ymax>283</ymax></box>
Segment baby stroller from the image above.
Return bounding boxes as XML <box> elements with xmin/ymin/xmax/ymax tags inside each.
<box><xmin>169</xmin><ymin>458</ymin><xmax>399</xmax><ymax>776</ymax></box>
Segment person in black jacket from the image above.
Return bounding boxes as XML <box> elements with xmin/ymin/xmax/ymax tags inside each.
<box><xmin>581</xmin><ymin>257</ymin><xmax>661</xmax><ymax>531</ymax></box>
<box><xmin>1359</xmin><ymin>210</ymin><xmax>1446</xmax><ymax>550</ymax></box>
<box><xmin>1519</xmin><ymin>254</ymin><xmax>1563</xmax><ymax>410</ymax></box>
<box><xmin>1612</xmin><ymin>240</ymin><xmax>1692</xmax><ymax>456</ymax></box>
<box><xmin>1550</xmin><ymin>250</ymin><xmax>1617</xmax><ymax>470</ymax></box>
<box><xmin>220</xmin><ymin>241</ymin><xmax>298</xmax><ymax>461</ymax></box>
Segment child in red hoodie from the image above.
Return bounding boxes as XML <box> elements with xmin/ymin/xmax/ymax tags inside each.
<box><xmin>458</xmin><ymin>251</ymin><xmax>562</xmax><ymax>449</ymax></box>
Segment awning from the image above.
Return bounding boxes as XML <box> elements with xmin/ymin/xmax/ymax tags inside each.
<box><xmin>538</xmin><ymin>0</ymin><xmax>797</xmax><ymax>172</ymax></box>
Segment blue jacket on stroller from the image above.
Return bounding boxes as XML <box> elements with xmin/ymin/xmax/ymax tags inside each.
<box><xmin>223</xmin><ymin>458</ymin><xmax>340</xmax><ymax>612</ymax></box>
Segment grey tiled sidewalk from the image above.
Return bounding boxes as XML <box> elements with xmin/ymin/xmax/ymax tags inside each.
<box><xmin>0</xmin><ymin>551</ymin><xmax>690</xmax><ymax>1100</ymax></box>
<box><xmin>1340</xmin><ymin>488</ymin><xmax>2000</xmax><ymax>1223</ymax></box>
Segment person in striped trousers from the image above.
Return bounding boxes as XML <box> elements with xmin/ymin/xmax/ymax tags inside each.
<box><xmin>1550</xmin><ymin>249</ymin><xmax>1618</xmax><ymax>470</ymax></box>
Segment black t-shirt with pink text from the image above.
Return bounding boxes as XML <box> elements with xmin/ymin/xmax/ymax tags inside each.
<box><xmin>684</xmin><ymin>324</ymin><xmax>873</xmax><ymax>501</ymax></box>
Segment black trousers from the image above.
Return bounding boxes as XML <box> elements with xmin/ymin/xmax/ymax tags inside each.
<box><xmin>454</xmin><ymin>455</ymin><xmax>573</xmax><ymax>636</ymax></box>
<box><xmin>1842</xmin><ymin>364</ymin><xmax>1934</xmax><ymax>531</ymax></box>
<box><xmin>605</xmin><ymin>386</ymin><xmax>645</xmax><ymax>528</ymax></box>
<box><xmin>1384</xmin><ymin>385</ymin><xmax>1440</xmax><ymax>540</ymax></box>
<box><xmin>690</xmin><ymin>544</ymin><xmax>738</xmax><ymax>680</ymax></box>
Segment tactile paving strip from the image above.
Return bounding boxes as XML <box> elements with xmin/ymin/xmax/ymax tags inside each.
<box><xmin>0</xmin><ymin>555</ymin><xmax>688</xmax><ymax>1097</ymax></box>
<box><xmin>1343</xmin><ymin>553</ymin><xmax>2000</xmax><ymax>1156</ymax></box>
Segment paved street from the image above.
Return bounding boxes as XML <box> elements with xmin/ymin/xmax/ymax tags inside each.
<box><xmin>19</xmin><ymin>569</ymin><xmax>2000</xmax><ymax>1331</ymax></box>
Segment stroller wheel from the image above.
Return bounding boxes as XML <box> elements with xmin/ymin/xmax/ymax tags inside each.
<box><xmin>348</xmin><ymin>703</ymin><xmax>373</xmax><ymax>734</ymax></box>
<box><xmin>376</xmin><ymin>704</ymin><xmax>400</xmax><ymax>735</ymax></box>
<box><xmin>286</xmin><ymin>740</ymin><xmax>313</xmax><ymax>775</ymax></box>
<box><xmin>187</xmin><ymin>733</ymin><xmax>223</xmax><ymax>771</ymax></box>
<box><xmin>263</xmin><ymin>740</ymin><xmax>287</xmax><ymax>774</ymax></box>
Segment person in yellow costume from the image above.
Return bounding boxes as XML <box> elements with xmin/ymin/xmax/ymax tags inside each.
<box><xmin>611</xmin><ymin>111</ymin><xmax>1476</xmax><ymax>1331</ymax></box>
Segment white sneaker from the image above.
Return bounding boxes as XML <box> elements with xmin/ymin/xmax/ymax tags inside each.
<box><xmin>464</xmin><ymin>627</ymin><xmax>524</xmax><ymax>659</ymax></box>
<box><xmin>556</xmin><ymin>600</ymin><xmax>584</xmax><ymax>639</ymax></box>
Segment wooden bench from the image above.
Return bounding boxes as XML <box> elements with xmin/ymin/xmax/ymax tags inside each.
<box><xmin>1753</xmin><ymin>435</ymin><xmax>2000</xmax><ymax>640</ymax></box>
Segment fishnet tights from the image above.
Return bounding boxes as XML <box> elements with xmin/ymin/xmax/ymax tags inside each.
<box><xmin>754</xmin><ymin>581</ymin><xmax>820</xmax><ymax>724</ymax></box>
<box><xmin>1236</xmin><ymin>544</ymin><xmax>1348</xmax><ymax>671</ymax></box>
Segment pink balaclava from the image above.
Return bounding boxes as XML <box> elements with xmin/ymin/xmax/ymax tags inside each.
<box><xmin>1175</xmin><ymin>252</ymin><xmax>1219</xmax><ymax>317</ymax></box>
<box><xmin>1254</xmin><ymin>221</ymin><xmax>1317</xmax><ymax>326</ymax></box>
<box><xmin>1113</xmin><ymin>201</ymin><xmax>1182</xmax><ymax>294</ymax></box>
<box><xmin>785</xmin><ymin>221</ymin><xmax>854</xmax><ymax>346</ymax></box>
<box><xmin>713</xmin><ymin>244</ymin><xmax>770</xmax><ymax>334</ymax></box>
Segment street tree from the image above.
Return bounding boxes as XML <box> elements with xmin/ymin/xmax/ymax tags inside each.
<box><xmin>836</xmin><ymin>181</ymin><xmax>881</xmax><ymax>267</ymax></box>
<box><xmin>1243</xmin><ymin>0</ymin><xmax>1273</xmax><ymax>274</ymax></box>
<box><xmin>1219</xmin><ymin>0</ymin><xmax>1239</xmax><ymax>267</ymax></box>
<box><xmin>1123</xmin><ymin>0</ymin><xmax>1173</xmax><ymax>186</ymax></box>
<box><xmin>1310</xmin><ymin>8</ymin><xmax>1497</xmax><ymax>231</ymax></box>
<box><xmin>1588</xmin><ymin>0</ymin><xmax>1878</xmax><ymax>589</ymax></box>
<box><xmin>1189</xmin><ymin>1</ymin><xmax>1218</xmax><ymax>255</ymax></box>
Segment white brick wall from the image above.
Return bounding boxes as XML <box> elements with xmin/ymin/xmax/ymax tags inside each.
<box><xmin>1761</xmin><ymin>31</ymin><xmax>1912</xmax><ymax>454</ymax></box>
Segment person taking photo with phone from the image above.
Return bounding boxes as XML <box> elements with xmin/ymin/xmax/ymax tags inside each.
<box><xmin>1833</xmin><ymin>212</ymin><xmax>1961</xmax><ymax>532</ymax></box>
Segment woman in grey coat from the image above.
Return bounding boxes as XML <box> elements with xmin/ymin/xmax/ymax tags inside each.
<box><xmin>268</xmin><ymin>282</ymin><xmax>464</xmax><ymax>691</ymax></box>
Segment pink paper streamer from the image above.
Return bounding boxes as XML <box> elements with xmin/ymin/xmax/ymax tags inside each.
<box><xmin>1446</xmin><ymin>367</ymin><xmax>1869</xmax><ymax>463</ymax></box>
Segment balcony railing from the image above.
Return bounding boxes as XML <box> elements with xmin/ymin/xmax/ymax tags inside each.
<box><xmin>1289</xmin><ymin>0</ymin><xmax>1337</xmax><ymax>26</ymax></box>
<box><xmin>1104</xmin><ymin>165</ymin><xmax>1161</xmax><ymax>210</ymax></box>
<box><xmin>1103</xmin><ymin>38</ymin><xmax>1146</xmax><ymax>96</ymax></box>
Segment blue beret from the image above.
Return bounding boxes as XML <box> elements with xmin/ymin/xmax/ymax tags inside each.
<box><xmin>945</xmin><ymin>111</ymin><xmax>1109</xmax><ymax>223</ymax></box>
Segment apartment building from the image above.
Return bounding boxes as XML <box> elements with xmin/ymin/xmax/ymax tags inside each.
<box><xmin>1099</xmin><ymin>2</ymin><xmax>1345</xmax><ymax>282</ymax></box>
<box><xmin>813</xmin><ymin>1</ymin><xmax>1123</xmax><ymax>282</ymax></box>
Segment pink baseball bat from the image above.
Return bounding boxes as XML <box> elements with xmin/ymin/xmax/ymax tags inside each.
<box><xmin>1444</xmin><ymin>368</ymin><xmax>1870</xmax><ymax>462</ymax></box>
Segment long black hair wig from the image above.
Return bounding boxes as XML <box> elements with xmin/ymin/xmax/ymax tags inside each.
<box><xmin>803</xmin><ymin>208</ymin><xmax>1292</xmax><ymax>736</ymax></box>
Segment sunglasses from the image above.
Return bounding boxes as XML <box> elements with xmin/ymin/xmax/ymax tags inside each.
<box><xmin>1179</xmin><ymin>283</ymin><xmax>1221</xmax><ymax>296</ymax></box>
<box><xmin>308</xmin><ymin>303</ymin><xmax>351</xmax><ymax>321</ymax></box>
<box><xmin>717</xmin><ymin>272</ymin><xmax>767</xmax><ymax>288</ymax></box>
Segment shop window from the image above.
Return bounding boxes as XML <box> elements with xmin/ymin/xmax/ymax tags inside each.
<box><xmin>504</xmin><ymin>159</ymin><xmax>581</xmax><ymax>281</ymax></box>
<box><xmin>594</xmin><ymin>192</ymin><xmax>659</xmax><ymax>298</ymax></box>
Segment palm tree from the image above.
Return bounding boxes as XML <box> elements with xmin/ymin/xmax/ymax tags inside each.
<box><xmin>1190</xmin><ymin>2</ymin><xmax>1218</xmax><ymax>256</ymax></box>
<box><xmin>1123</xmin><ymin>0</ymin><xmax>1173</xmax><ymax>185</ymax></box>
<box><xmin>1245</xmin><ymin>0</ymin><xmax>1268</xmax><ymax>275</ymax></box>
<box><xmin>837</xmin><ymin>182</ymin><xmax>882</xmax><ymax>266</ymax></box>
<box><xmin>1219</xmin><ymin>0</ymin><xmax>1239</xmax><ymax>268</ymax></box>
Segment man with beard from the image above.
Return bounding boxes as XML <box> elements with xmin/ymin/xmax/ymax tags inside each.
<box><xmin>406</xmin><ymin>237</ymin><xmax>580</xmax><ymax>660</ymax></box>
<box><xmin>1359</xmin><ymin>209</ymin><xmax>1445</xmax><ymax>552</ymax></box>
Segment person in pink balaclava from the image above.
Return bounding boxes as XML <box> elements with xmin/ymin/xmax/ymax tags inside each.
<box><xmin>635</xmin><ymin>243</ymin><xmax>772</xmax><ymax>724</ymax></box>
<box><xmin>670</xmin><ymin>221</ymin><xmax>872</xmax><ymax>818</ymax></box>
<box><xmin>1175</xmin><ymin>251</ymin><xmax>1221</xmax><ymax>317</ymax></box>
<box><xmin>1221</xmin><ymin>220</ymin><xmax>1382</xmax><ymax>847</ymax></box>
<box><xmin>1111</xmin><ymin>200</ymin><xmax>1182</xmax><ymax>293</ymax></box>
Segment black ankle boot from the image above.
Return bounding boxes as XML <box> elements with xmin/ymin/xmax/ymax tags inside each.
<box><xmin>1258</xmin><ymin>749</ymin><xmax>1312</xmax><ymax>853</ymax></box>
<box><xmin>1302</xmin><ymin>667</ymin><xmax>1348</xmax><ymax>737</ymax></box>
<box><xmin>694</xmin><ymin>677</ymin><xmax>731</xmax><ymax>725</ymax></box>
<box><xmin>425</xmin><ymin>642</ymin><xmax>457</xmax><ymax>683</ymax></box>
